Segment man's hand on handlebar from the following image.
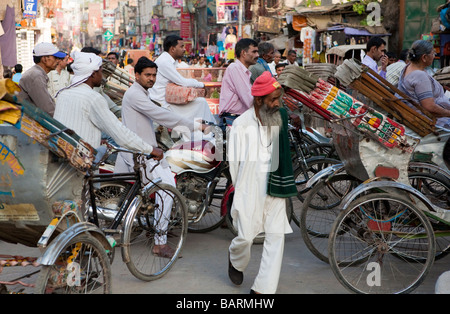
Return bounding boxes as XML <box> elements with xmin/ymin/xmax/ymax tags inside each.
<box><xmin>289</xmin><ymin>114</ymin><xmax>302</xmax><ymax>130</ymax></box>
<box><xmin>150</xmin><ymin>147</ymin><xmax>164</xmax><ymax>161</ymax></box>
<box><xmin>201</xmin><ymin>123</ymin><xmax>213</xmax><ymax>134</ymax></box>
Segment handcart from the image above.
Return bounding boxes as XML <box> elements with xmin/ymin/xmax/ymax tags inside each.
<box><xmin>0</xmin><ymin>79</ymin><xmax>112</xmax><ymax>294</ymax></box>
<box><xmin>279</xmin><ymin>64</ymin><xmax>450</xmax><ymax>293</ymax></box>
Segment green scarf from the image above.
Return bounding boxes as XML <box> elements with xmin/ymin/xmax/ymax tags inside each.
<box><xmin>267</xmin><ymin>107</ymin><xmax>297</xmax><ymax>198</ymax></box>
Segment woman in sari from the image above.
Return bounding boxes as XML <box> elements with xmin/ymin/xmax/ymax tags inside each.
<box><xmin>398</xmin><ymin>40</ymin><xmax>450</xmax><ymax>130</ymax></box>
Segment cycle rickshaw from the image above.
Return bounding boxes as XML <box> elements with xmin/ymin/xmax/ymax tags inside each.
<box><xmin>0</xmin><ymin>79</ymin><xmax>112</xmax><ymax>294</ymax></box>
<box><xmin>278</xmin><ymin>62</ymin><xmax>450</xmax><ymax>294</ymax></box>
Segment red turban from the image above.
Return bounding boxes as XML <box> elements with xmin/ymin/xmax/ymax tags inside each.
<box><xmin>251</xmin><ymin>71</ymin><xmax>281</xmax><ymax>96</ymax></box>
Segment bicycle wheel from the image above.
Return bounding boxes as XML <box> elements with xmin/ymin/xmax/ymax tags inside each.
<box><xmin>187</xmin><ymin>168</ymin><xmax>231</xmax><ymax>233</ymax></box>
<box><xmin>409</xmin><ymin>171</ymin><xmax>450</xmax><ymax>260</ymax></box>
<box><xmin>122</xmin><ymin>183</ymin><xmax>188</xmax><ymax>281</ymax></box>
<box><xmin>329</xmin><ymin>192</ymin><xmax>435</xmax><ymax>294</ymax></box>
<box><xmin>225</xmin><ymin>193</ymin><xmax>293</xmax><ymax>245</ymax></box>
<box><xmin>292</xmin><ymin>157</ymin><xmax>342</xmax><ymax>226</ymax></box>
<box><xmin>300</xmin><ymin>173</ymin><xmax>360</xmax><ymax>263</ymax></box>
<box><xmin>35</xmin><ymin>234</ymin><xmax>112</xmax><ymax>294</ymax></box>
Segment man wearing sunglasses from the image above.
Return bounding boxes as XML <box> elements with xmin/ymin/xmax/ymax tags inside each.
<box><xmin>18</xmin><ymin>42</ymin><xmax>67</xmax><ymax>117</ymax></box>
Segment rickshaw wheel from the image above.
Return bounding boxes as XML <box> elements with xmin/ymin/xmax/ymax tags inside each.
<box><xmin>328</xmin><ymin>192</ymin><xmax>435</xmax><ymax>294</ymax></box>
<box><xmin>35</xmin><ymin>233</ymin><xmax>112</xmax><ymax>294</ymax></box>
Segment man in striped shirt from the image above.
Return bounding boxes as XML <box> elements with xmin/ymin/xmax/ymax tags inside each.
<box><xmin>386</xmin><ymin>49</ymin><xmax>409</xmax><ymax>87</ymax></box>
<box><xmin>54</xmin><ymin>51</ymin><xmax>163</xmax><ymax>161</ymax></box>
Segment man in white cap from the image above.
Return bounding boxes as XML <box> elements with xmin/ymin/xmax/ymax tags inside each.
<box><xmin>18</xmin><ymin>42</ymin><xmax>67</xmax><ymax>117</ymax></box>
<box><xmin>54</xmin><ymin>51</ymin><xmax>163</xmax><ymax>161</ymax></box>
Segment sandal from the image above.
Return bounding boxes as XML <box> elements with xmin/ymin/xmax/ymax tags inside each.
<box><xmin>152</xmin><ymin>245</ymin><xmax>175</xmax><ymax>258</ymax></box>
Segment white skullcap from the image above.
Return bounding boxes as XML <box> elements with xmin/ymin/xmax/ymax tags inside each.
<box><xmin>70</xmin><ymin>51</ymin><xmax>103</xmax><ymax>86</ymax></box>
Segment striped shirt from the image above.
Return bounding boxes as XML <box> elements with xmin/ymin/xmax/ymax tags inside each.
<box><xmin>54</xmin><ymin>83</ymin><xmax>153</xmax><ymax>153</ymax></box>
<box><xmin>219</xmin><ymin>59</ymin><xmax>253</xmax><ymax>115</ymax></box>
<box><xmin>386</xmin><ymin>60</ymin><xmax>406</xmax><ymax>86</ymax></box>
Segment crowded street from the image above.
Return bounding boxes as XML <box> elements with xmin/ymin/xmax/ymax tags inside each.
<box><xmin>0</xmin><ymin>0</ymin><xmax>450</xmax><ymax>297</ymax></box>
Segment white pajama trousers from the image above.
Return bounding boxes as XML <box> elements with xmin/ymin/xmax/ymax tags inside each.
<box><xmin>229</xmin><ymin>196</ymin><xmax>289</xmax><ymax>294</ymax></box>
<box><xmin>230</xmin><ymin>232</ymin><xmax>285</xmax><ymax>294</ymax></box>
<box><xmin>144</xmin><ymin>160</ymin><xmax>176</xmax><ymax>246</ymax></box>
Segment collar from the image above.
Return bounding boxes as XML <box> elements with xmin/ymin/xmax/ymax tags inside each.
<box><xmin>161</xmin><ymin>51</ymin><xmax>177</xmax><ymax>67</ymax></box>
<box><xmin>132</xmin><ymin>81</ymin><xmax>149</xmax><ymax>96</ymax></box>
<box><xmin>34</xmin><ymin>64</ymin><xmax>49</xmax><ymax>77</ymax></box>
<box><xmin>363</xmin><ymin>54</ymin><xmax>376</xmax><ymax>65</ymax></box>
<box><xmin>235</xmin><ymin>59</ymin><xmax>251</xmax><ymax>75</ymax></box>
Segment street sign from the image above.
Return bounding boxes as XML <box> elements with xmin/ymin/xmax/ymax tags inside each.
<box><xmin>103</xmin><ymin>30</ymin><xmax>114</xmax><ymax>42</ymax></box>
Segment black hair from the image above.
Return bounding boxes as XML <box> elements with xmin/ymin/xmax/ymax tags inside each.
<box><xmin>386</xmin><ymin>51</ymin><xmax>396</xmax><ymax>59</ymax></box>
<box><xmin>107</xmin><ymin>52</ymin><xmax>119</xmax><ymax>59</ymax></box>
<box><xmin>235</xmin><ymin>38</ymin><xmax>258</xmax><ymax>58</ymax></box>
<box><xmin>33</xmin><ymin>56</ymin><xmax>42</xmax><ymax>64</ymax></box>
<box><xmin>164</xmin><ymin>35</ymin><xmax>183</xmax><ymax>52</ymax></box>
<box><xmin>275</xmin><ymin>63</ymin><xmax>286</xmax><ymax>69</ymax></box>
<box><xmin>14</xmin><ymin>64</ymin><xmax>23</xmax><ymax>73</ymax></box>
<box><xmin>81</xmin><ymin>47</ymin><xmax>102</xmax><ymax>55</ymax></box>
<box><xmin>134</xmin><ymin>56</ymin><xmax>158</xmax><ymax>74</ymax></box>
<box><xmin>399</xmin><ymin>49</ymin><xmax>409</xmax><ymax>62</ymax></box>
<box><xmin>367</xmin><ymin>36</ymin><xmax>386</xmax><ymax>51</ymax></box>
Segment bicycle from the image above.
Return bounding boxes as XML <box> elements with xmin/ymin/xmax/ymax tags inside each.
<box><xmin>84</xmin><ymin>145</ymin><xmax>188</xmax><ymax>281</ymax></box>
<box><xmin>287</xmin><ymin>123</ymin><xmax>341</xmax><ymax>226</ymax></box>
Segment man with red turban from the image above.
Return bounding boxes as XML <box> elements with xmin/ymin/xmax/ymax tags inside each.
<box><xmin>227</xmin><ymin>71</ymin><xmax>297</xmax><ymax>294</ymax></box>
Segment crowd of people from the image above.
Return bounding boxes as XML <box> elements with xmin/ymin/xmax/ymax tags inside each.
<box><xmin>3</xmin><ymin>34</ymin><xmax>450</xmax><ymax>295</ymax></box>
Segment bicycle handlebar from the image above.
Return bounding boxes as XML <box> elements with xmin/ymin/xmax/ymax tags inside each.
<box><xmin>105</xmin><ymin>143</ymin><xmax>154</xmax><ymax>160</ymax></box>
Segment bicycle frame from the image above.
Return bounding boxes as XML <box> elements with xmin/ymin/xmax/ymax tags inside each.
<box><xmin>83</xmin><ymin>147</ymin><xmax>159</xmax><ymax>232</ymax></box>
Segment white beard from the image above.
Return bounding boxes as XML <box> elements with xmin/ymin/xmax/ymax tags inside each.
<box><xmin>258</xmin><ymin>103</ymin><xmax>282</xmax><ymax>143</ymax></box>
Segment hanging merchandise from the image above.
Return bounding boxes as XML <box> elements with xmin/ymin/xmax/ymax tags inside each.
<box><xmin>0</xmin><ymin>6</ymin><xmax>17</xmax><ymax>67</ymax></box>
<box><xmin>292</xmin><ymin>15</ymin><xmax>307</xmax><ymax>31</ymax></box>
<box><xmin>300</xmin><ymin>26</ymin><xmax>315</xmax><ymax>65</ymax></box>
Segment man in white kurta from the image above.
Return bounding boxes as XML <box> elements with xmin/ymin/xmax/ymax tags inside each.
<box><xmin>149</xmin><ymin>35</ymin><xmax>215</xmax><ymax>123</ymax></box>
<box><xmin>115</xmin><ymin>57</ymin><xmax>206</xmax><ymax>257</ymax></box>
<box><xmin>228</xmin><ymin>72</ymin><xmax>293</xmax><ymax>294</ymax></box>
<box><xmin>54</xmin><ymin>52</ymin><xmax>159</xmax><ymax>159</ymax></box>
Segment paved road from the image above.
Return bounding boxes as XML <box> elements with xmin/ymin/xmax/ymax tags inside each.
<box><xmin>1</xmin><ymin>222</ymin><xmax>448</xmax><ymax>294</ymax></box>
<box><xmin>107</xmin><ymin>223</ymin><xmax>448</xmax><ymax>294</ymax></box>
